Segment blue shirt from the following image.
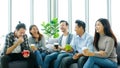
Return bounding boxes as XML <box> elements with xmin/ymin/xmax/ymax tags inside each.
<box><xmin>70</xmin><ymin>32</ymin><xmax>93</xmax><ymax>53</ymax></box>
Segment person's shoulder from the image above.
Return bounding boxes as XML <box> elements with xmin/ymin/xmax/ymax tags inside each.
<box><xmin>28</xmin><ymin>36</ymin><xmax>33</xmax><ymax>39</ymax></box>
<box><xmin>105</xmin><ymin>36</ymin><xmax>114</xmax><ymax>42</ymax></box>
<box><xmin>85</xmin><ymin>32</ymin><xmax>94</xmax><ymax>40</ymax></box>
<box><xmin>6</xmin><ymin>32</ymin><xmax>14</xmax><ymax>37</ymax></box>
<box><xmin>72</xmin><ymin>34</ymin><xmax>78</xmax><ymax>39</ymax></box>
<box><xmin>68</xmin><ymin>33</ymin><xmax>73</xmax><ymax>37</ymax></box>
<box><xmin>85</xmin><ymin>32</ymin><xmax>93</xmax><ymax>37</ymax></box>
<box><xmin>41</xmin><ymin>35</ymin><xmax>45</xmax><ymax>40</ymax></box>
<box><xmin>23</xmin><ymin>34</ymin><xmax>28</xmax><ymax>39</ymax></box>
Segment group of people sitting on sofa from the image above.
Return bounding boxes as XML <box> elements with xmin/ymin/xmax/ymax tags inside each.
<box><xmin>1</xmin><ymin>18</ymin><xmax>118</xmax><ymax>68</ymax></box>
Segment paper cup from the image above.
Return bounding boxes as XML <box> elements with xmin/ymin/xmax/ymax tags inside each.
<box><xmin>30</xmin><ymin>44</ymin><xmax>35</xmax><ymax>49</ymax></box>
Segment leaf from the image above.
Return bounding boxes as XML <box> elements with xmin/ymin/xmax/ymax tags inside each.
<box><xmin>41</xmin><ymin>18</ymin><xmax>59</xmax><ymax>38</ymax></box>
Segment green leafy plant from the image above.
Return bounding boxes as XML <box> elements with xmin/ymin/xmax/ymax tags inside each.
<box><xmin>41</xmin><ymin>18</ymin><xmax>59</xmax><ymax>38</ymax></box>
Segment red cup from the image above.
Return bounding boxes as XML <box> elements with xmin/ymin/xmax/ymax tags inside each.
<box><xmin>22</xmin><ymin>50</ymin><xmax>30</xmax><ymax>57</ymax></box>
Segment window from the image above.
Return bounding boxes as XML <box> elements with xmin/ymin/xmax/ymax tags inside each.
<box><xmin>58</xmin><ymin>0</ymin><xmax>68</xmax><ymax>21</ymax></box>
<box><xmin>111</xmin><ymin>0</ymin><xmax>120</xmax><ymax>41</ymax></box>
<box><xmin>34</xmin><ymin>0</ymin><xmax>48</xmax><ymax>34</ymax></box>
<box><xmin>89</xmin><ymin>0</ymin><xmax>107</xmax><ymax>36</ymax></box>
<box><xmin>72</xmin><ymin>0</ymin><xmax>85</xmax><ymax>34</ymax></box>
<box><xmin>12</xmin><ymin>0</ymin><xmax>30</xmax><ymax>34</ymax></box>
<box><xmin>0</xmin><ymin>0</ymin><xmax>8</xmax><ymax>51</ymax></box>
<box><xmin>0</xmin><ymin>0</ymin><xmax>8</xmax><ymax>36</ymax></box>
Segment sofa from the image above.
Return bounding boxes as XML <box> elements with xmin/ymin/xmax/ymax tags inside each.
<box><xmin>0</xmin><ymin>55</ymin><xmax>28</xmax><ymax>68</ymax></box>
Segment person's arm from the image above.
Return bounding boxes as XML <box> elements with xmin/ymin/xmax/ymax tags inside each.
<box><xmin>86</xmin><ymin>36</ymin><xmax>94</xmax><ymax>52</ymax></box>
<box><xmin>83</xmin><ymin>38</ymin><xmax>115</xmax><ymax>57</ymax></box>
<box><xmin>41</xmin><ymin>36</ymin><xmax>46</xmax><ymax>49</ymax></box>
<box><xmin>70</xmin><ymin>35</ymin><xmax>76</xmax><ymax>52</ymax></box>
<box><xmin>73</xmin><ymin>53</ymin><xmax>84</xmax><ymax>59</ymax></box>
<box><xmin>94</xmin><ymin>38</ymin><xmax>114</xmax><ymax>58</ymax></box>
<box><xmin>6</xmin><ymin>37</ymin><xmax>24</xmax><ymax>54</ymax></box>
<box><xmin>24</xmin><ymin>35</ymin><xmax>31</xmax><ymax>50</ymax></box>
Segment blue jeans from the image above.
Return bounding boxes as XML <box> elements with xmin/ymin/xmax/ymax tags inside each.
<box><xmin>34</xmin><ymin>50</ymin><xmax>47</xmax><ymax>68</ymax></box>
<box><xmin>59</xmin><ymin>55</ymin><xmax>88</xmax><ymax>68</ymax></box>
<box><xmin>83</xmin><ymin>56</ymin><xmax>117</xmax><ymax>68</ymax></box>
<box><xmin>43</xmin><ymin>52</ymin><xmax>59</xmax><ymax>68</ymax></box>
<box><xmin>54</xmin><ymin>52</ymin><xmax>72</xmax><ymax>68</ymax></box>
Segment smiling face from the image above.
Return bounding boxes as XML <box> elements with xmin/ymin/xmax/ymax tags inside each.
<box><xmin>60</xmin><ymin>22</ymin><xmax>68</xmax><ymax>33</ymax></box>
<box><xmin>95</xmin><ymin>21</ymin><xmax>104</xmax><ymax>34</ymax></box>
<box><xmin>75</xmin><ymin>23</ymin><xmax>83</xmax><ymax>35</ymax></box>
<box><xmin>30</xmin><ymin>26</ymin><xmax>38</xmax><ymax>35</ymax></box>
<box><xmin>15</xmin><ymin>28</ymin><xmax>26</xmax><ymax>38</ymax></box>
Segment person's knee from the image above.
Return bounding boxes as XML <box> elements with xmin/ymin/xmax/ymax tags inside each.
<box><xmin>57</xmin><ymin>54</ymin><xmax>64</xmax><ymax>58</ymax></box>
<box><xmin>61</xmin><ymin>57</ymin><xmax>70</xmax><ymax>63</ymax></box>
<box><xmin>44</xmin><ymin>55</ymin><xmax>52</xmax><ymax>62</ymax></box>
<box><xmin>1</xmin><ymin>55</ymin><xmax>10</xmax><ymax>61</ymax></box>
<box><xmin>78</xmin><ymin>56</ymin><xmax>87</xmax><ymax>62</ymax></box>
<box><xmin>34</xmin><ymin>50</ymin><xmax>40</xmax><ymax>55</ymax></box>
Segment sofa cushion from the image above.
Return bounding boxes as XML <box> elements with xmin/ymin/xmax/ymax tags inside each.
<box><xmin>116</xmin><ymin>42</ymin><xmax>120</xmax><ymax>64</ymax></box>
<box><xmin>9</xmin><ymin>61</ymin><xmax>28</xmax><ymax>68</ymax></box>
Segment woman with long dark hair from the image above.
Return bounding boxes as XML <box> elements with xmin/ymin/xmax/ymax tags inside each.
<box><xmin>29</xmin><ymin>25</ymin><xmax>47</xmax><ymax>68</ymax></box>
<box><xmin>83</xmin><ymin>18</ymin><xmax>117</xmax><ymax>68</ymax></box>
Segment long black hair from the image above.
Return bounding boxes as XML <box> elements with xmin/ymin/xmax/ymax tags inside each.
<box><xmin>29</xmin><ymin>25</ymin><xmax>43</xmax><ymax>41</ymax></box>
<box><xmin>93</xmin><ymin>18</ymin><xmax>117</xmax><ymax>50</ymax></box>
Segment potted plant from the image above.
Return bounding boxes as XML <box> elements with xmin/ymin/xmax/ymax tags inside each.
<box><xmin>41</xmin><ymin>18</ymin><xmax>59</xmax><ymax>39</ymax></box>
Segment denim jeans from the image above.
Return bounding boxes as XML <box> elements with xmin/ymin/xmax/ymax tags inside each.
<box><xmin>83</xmin><ymin>56</ymin><xmax>117</xmax><ymax>68</ymax></box>
<box><xmin>43</xmin><ymin>52</ymin><xmax>59</xmax><ymax>68</ymax></box>
<box><xmin>59</xmin><ymin>56</ymin><xmax>88</xmax><ymax>68</ymax></box>
<box><xmin>54</xmin><ymin>52</ymin><xmax>72</xmax><ymax>68</ymax></box>
<box><xmin>34</xmin><ymin>50</ymin><xmax>47</xmax><ymax>68</ymax></box>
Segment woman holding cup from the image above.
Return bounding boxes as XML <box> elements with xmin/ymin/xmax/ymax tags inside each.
<box><xmin>83</xmin><ymin>18</ymin><xmax>117</xmax><ymax>68</ymax></box>
<box><xmin>29</xmin><ymin>25</ymin><xmax>47</xmax><ymax>68</ymax></box>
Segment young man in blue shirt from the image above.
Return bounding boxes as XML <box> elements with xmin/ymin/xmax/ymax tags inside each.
<box><xmin>59</xmin><ymin>20</ymin><xmax>93</xmax><ymax>68</ymax></box>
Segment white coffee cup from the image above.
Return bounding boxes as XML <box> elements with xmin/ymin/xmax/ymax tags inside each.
<box><xmin>30</xmin><ymin>44</ymin><xmax>35</xmax><ymax>48</ymax></box>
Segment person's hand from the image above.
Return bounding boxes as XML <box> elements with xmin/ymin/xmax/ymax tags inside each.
<box><xmin>31</xmin><ymin>46</ymin><xmax>37</xmax><ymax>51</ymax></box>
<box><xmin>82</xmin><ymin>49</ymin><xmax>90</xmax><ymax>56</ymax></box>
<box><xmin>22</xmin><ymin>50</ymin><xmax>30</xmax><ymax>58</ymax></box>
<box><xmin>53</xmin><ymin>46</ymin><xmax>59</xmax><ymax>51</ymax></box>
<box><xmin>58</xmin><ymin>46</ymin><xmax>64</xmax><ymax>50</ymax></box>
<box><xmin>17</xmin><ymin>37</ymin><xmax>24</xmax><ymax>44</ymax></box>
<box><xmin>65</xmin><ymin>49</ymin><xmax>73</xmax><ymax>53</ymax></box>
<box><xmin>82</xmin><ymin>49</ymin><xmax>94</xmax><ymax>56</ymax></box>
<box><xmin>98</xmin><ymin>50</ymin><xmax>106</xmax><ymax>56</ymax></box>
<box><xmin>73</xmin><ymin>53</ymin><xmax>81</xmax><ymax>60</ymax></box>
<box><xmin>23</xmin><ymin>53</ymin><xmax>30</xmax><ymax>58</ymax></box>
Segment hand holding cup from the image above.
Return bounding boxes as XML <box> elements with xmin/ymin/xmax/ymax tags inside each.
<box><xmin>54</xmin><ymin>43</ymin><xmax>59</xmax><ymax>49</ymax></box>
<box><xmin>22</xmin><ymin>50</ymin><xmax>30</xmax><ymax>58</ymax></box>
<box><xmin>82</xmin><ymin>47</ymin><xmax>89</xmax><ymax>55</ymax></box>
<box><xmin>30</xmin><ymin>44</ymin><xmax>37</xmax><ymax>51</ymax></box>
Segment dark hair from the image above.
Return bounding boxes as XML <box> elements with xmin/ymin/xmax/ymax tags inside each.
<box><xmin>93</xmin><ymin>18</ymin><xmax>117</xmax><ymax>50</ymax></box>
<box><xmin>60</xmin><ymin>20</ymin><xmax>69</xmax><ymax>26</ymax></box>
<box><xmin>75</xmin><ymin>20</ymin><xmax>86</xmax><ymax>31</ymax></box>
<box><xmin>29</xmin><ymin>25</ymin><xmax>43</xmax><ymax>41</ymax></box>
<box><xmin>16</xmin><ymin>22</ymin><xmax>26</xmax><ymax>30</ymax></box>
